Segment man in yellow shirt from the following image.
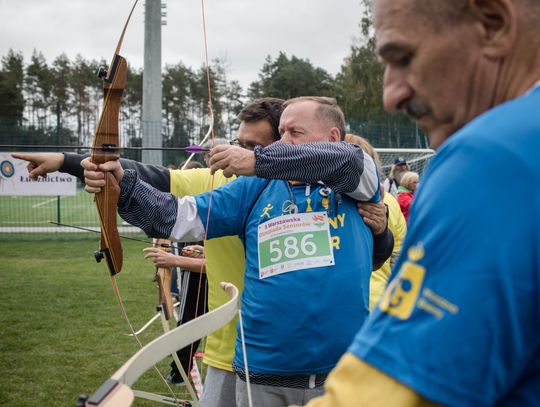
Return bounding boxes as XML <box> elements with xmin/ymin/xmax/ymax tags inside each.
<box><xmin>344</xmin><ymin>134</ymin><xmax>407</xmax><ymax>310</ymax></box>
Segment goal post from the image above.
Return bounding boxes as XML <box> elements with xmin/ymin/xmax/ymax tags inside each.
<box><xmin>374</xmin><ymin>148</ymin><xmax>435</xmax><ymax>178</ymax></box>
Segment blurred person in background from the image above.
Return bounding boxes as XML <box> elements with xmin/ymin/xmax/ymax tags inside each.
<box><xmin>383</xmin><ymin>156</ymin><xmax>409</xmax><ymax>198</ymax></box>
<box><xmin>396</xmin><ymin>171</ymin><xmax>419</xmax><ymax>222</ymax></box>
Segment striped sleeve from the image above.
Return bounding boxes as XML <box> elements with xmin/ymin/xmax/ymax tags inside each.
<box><xmin>118</xmin><ymin>169</ymin><xmax>205</xmax><ymax>241</ymax></box>
<box><xmin>254</xmin><ymin>141</ymin><xmax>380</xmax><ymax>201</ymax></box>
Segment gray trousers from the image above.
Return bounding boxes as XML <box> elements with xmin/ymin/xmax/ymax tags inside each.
<box><xmin>199</xmin><ymin>366</ymin><xmax>237</xmax><ymax>407</ymax></box>
<box><xmin>235</xmin><ymin>376</ymin><xmax>325</xmax><ymax>407</ymax></box>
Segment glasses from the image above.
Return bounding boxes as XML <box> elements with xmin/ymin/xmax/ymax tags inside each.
<box><xmin>229</xmin><ymin>138</ymin><xmax>244</xmax><ymax>147</ymax></box>
<box><xmin>229</xmin><ymin>138</ymin><xmax>258</xmax><ymax>151</ymax></box>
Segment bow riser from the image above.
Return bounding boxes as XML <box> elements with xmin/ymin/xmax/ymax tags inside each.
<box><xmin>92</xmin><ymin>54</ymin><xmax>127</xmax><ymax>276</ymax></box>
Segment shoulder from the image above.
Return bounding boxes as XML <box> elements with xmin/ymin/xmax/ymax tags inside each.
<box><xmin>170</xmin><ymin>168</ymin><xmax>213</xmax><ymax>196</ymax></box>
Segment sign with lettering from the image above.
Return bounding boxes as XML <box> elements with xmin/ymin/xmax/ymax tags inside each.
<box><xmin>0</xmin><ymin>153</ymin><xmax>77</xmax><ymax>196</ymax></box>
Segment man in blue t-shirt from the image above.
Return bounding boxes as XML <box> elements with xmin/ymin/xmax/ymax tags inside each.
<box><xmin>303</xmin><ymin>0</ymin><xmax>540</xmax><ymax>406</ymax></box>
<box><xmin>81</xmin><ymin>96</ymin><xmax>385</xmax><ymax>406</ymax></box>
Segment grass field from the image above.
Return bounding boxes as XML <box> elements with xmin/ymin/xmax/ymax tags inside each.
<box><xmin>0</xmin><ymin>238</ymin><xmax>198</xmax><ymax>406</ymax></box>
<box><xmin>0</xmin><ymin>189</ymin><xmax>100</xmax><ymax>228</ymax></box>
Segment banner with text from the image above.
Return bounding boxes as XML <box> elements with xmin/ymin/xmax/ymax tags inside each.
<box><xmin>0</xmin><ymin>153</ymin><xmax>77</xmax><ymax>196</ymax></box>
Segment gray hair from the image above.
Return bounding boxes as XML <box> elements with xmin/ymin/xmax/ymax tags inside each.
<box><xmin>284</xmin><ymin>96</ymin><xmax>347</xmax><ymax>140</ymax></box>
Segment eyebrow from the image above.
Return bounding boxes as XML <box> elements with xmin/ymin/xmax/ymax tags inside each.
<box><xmin>377</xmin><ymin>42</ymin><xmax>411</xmax><ymax>60</ymax></box>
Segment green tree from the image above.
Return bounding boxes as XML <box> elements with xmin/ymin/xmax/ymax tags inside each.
<box><xmin>336</xmin><ymin>0</ymin><xmax>426</xmax><ymax>147</ymax></box>
<box><xmin>68</xmin><ymin>55</ymin><xmax>100</xmax><ymax>147</ymax></box>
<box><xmin>50</xmin><ymin>54</ymin><xmax>76</xmax><ymax>145</ymax></box>
<box><xmin>51</xmin><ymin>54</ymin><xmax>71</xmax><ymax>120</ymax></box>
<box><xmin>334</xmin><ymin>0</ymin><xmax>384</xmax><ymax>123</ymax></box>
<box><xmin>221</xmin><ymin>78</ymin><xmax>244</xmax><ymax>138</ymax></box>
<box><xmin>123</xmin><ymin>66</ymin><xmax>143</xmax><ymax>160</ymax></box>
<box><xmin>212</xmin><ymin>58</ymin><xmax>244</xmax><ymax>139</ymax></box>
<box><xmin>248</xmin><ymin>52</ymin><xmax>334</xmax><ymax>100</ymax></box>
<box><xmin>162</xmin><ymin>62</ymin><xmax>195</xmax><ymax>149</ymax></box>
<box><xmin>192</xmin><ymin>64</ymin><xmax>225</xmax><ymax>142</ymax></box>
<box><xmin>0</xmin><ymin>49</ymin><xmax>25</xmax><ymax>126</ymax></box>
<box><xmin>25</xmin><ymin>50</ymin><xmax>54</xmax><ymax>128</ymax></box>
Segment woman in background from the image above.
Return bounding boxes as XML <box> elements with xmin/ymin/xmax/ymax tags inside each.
<box><xmin>397</xmin><ymin>171</ymin><xmax>419</xmax><ymax>222</ymax></box>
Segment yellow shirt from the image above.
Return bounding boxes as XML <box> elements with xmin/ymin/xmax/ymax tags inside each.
<box><xmin>302</xmin><ymin>353</ymin><xmax>438</xmax><ymax>407</ymax></box>
<box><xmin>169</xmin><ymin>168</ymin><xmax>245</xmax><ymax>371</ymax></box>
<box><xmin>369</xmin><ymin>193</ymin><xmax>407</xmax><ymax>310</ymax></box>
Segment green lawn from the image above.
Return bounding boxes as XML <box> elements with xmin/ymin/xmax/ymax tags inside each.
<box><xmin>0</xmin><ymin>189</ymin><xmax>99</xmax><ymax>227</ymax></box>
<box><xmin>0</xmin><ymin>239</ymin><xmax>197</xmax><ymax>406</ymax></box>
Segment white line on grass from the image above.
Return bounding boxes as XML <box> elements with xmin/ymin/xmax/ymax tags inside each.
<box><xmin>32</xmin><ymin>197</ymin><xmax>62</xmax><ymax>208</ymax></box>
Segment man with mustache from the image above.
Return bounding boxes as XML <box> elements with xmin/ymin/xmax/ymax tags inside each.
<box><xmin>304</xmin><ymin>0</ymin><xmax>540</xmax><ymax>405</ymax></box>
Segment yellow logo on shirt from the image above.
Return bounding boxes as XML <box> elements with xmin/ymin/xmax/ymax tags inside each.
<box><xmin>379</xmin><ymin>245</ymin><xmax>426</xmax><ymax>320</ymax></box>
<box><xmin>261</xmin><ymin>204</ymin><xmax>274</xmax><ymax>218</ymax></box>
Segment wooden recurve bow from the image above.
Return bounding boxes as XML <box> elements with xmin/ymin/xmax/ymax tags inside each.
<box><xmin>91</xmin><ymin>1</ymin><xmax>139</xmax><ymax>277</ymax></box>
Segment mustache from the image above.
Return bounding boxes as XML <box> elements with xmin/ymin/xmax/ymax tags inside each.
<box><xmin>402</xmin><ymin>99</ymin><xmax>432</xmax><ymax>120</ymax></box>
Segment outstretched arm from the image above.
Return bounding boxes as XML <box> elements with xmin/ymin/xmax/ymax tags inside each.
<box><xmin>11</xmin><ymin>152</ymin><xmax>172</xmax><ymax>192</ymax></box>
<box><xmin>81</xmin><ymin>158</ymin><xmax>205</xmax><ymax>242</ymax></box>
<box><xmin>208</xmin><ymin>141</ymin><xmax>380</xmax><ymax>201</ymax></box>
<box><xmin>143</xmin><ymin>247</ymin><xmax>206</xmax><ymax>273</ymax></box>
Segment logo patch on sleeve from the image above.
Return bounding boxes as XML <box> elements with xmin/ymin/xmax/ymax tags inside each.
<box><xmin>379</xmin><ymin>245</ymin><xmax>426</xmax><ymax>320</ymax></box>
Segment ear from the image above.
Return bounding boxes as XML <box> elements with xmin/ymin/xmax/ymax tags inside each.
<box><xmin>468</xmin><ymin>0</ymin><xmax>517</xmax><ymax>58</ymax></box>
<box><xmin>329</xmin><ymin>127</ymin><xmax>341</xmax><ymax>142</ymax></box>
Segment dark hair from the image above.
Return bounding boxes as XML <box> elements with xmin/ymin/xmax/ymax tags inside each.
<box><xmin>284</xmin><ymin>96</ymin><xmax>347</xmax><ymax>140</ymax></box>
<box><xmin>237</xmin><ymin>98</ymin><xmax>285</xmax><ymax>141</ymax></box>
<box><xmin>178</xmin><ymin>160</ymin><xmax>204</xmax><ymax>170</ymax></box>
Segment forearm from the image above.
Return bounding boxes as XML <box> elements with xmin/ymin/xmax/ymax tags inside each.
<box><xmin>372</xmin><ymin>226</ymin><xmax>394</xmax><ymax>270</ymax></box>
<box><xmin>118</xmin><ymin>169</ymin><xmax>204</xmax><ymax>241</ymax></box>
<box><xmin>254</xmin><ymin>141</ymin><xmax>379</xmax><ymax>201</ymax></box>
<box><xmin>174</xmin><ymin>256</ymin><xmax>206</xmax><ymax>273</ymax></box>
<box><xmin>60</xmin><ymin>153</ymin><xmax>88</xmax><ymax>181</ymax></box>
<box><xmin>61</xmin><ymin>152</ymin><xmax>171</xmax><ymax>191</ymax></box>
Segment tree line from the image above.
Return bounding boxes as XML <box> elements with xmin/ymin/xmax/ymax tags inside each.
<box><xmin>0</xmin><ymin>5</ymin><xmax>426</xmax><ymax>160</ymax></box>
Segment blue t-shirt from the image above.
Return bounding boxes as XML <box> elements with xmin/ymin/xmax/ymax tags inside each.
<box><xmin>196</xmin><ymin>177</ymin><xmax>374</xmax><ymax>375</ymax></box>
<box><xmin>349</xmin><ymin>86</ymin><xmax>540</xmax><ymax>406</ymax></box>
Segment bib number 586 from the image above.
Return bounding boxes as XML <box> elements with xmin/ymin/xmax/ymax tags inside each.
<box><xmin>269</xmin><ymin>234</ymin><xmax>317</xmax><ymax>263</ymax></box>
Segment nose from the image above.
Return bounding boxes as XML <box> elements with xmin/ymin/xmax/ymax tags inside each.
<box><xmin>280</xmin><ymin>132</ymin><xmax>293</xmax><ymax>144</ymax></box>
<box><xmin>383</xmin><ymin>66</ymin><xmax>413</xmax><ymax>113</ymax></box>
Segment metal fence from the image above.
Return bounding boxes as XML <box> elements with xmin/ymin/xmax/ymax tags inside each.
<box><xmin>0</xmin><ymin>184</ymin><xmax>144</xmax><ymax>241</ymax></box>
<box><xmin>0</xmin><ymin>118</ymin><xmax>432</xmax><ymax>241</ymax></box>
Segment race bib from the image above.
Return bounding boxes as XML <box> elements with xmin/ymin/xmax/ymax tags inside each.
<box><xmin>257</xmin><ymin>212</ymin><xmax>335</xmax><ymax>279</ymax></box>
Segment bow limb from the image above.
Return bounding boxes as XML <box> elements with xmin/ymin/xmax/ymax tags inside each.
<box><xmin>153</xmin><ymin>238</ymin><xmax>200</xmax><ymax>404</ymax></box>
<box><xmin>82</xmin><ymin>282</ymin><xmax>239</xmax><ymax>407</ymax></box>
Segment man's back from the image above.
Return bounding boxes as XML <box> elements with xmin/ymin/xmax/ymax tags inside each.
<box><xmin>350</xmin><ymin>85</ymin><xmax>540</xmax><ymax>406</ymax></box>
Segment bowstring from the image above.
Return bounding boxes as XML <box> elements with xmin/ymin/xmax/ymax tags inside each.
<box><xmin>186</xmin><ymin>0</ymin><xmax>216</xmax><ymax>404</ymax></box>
<box><xmin>97</xmin><ymin>1</ymin><xmax>182</xmax><ymax>403</ymax></box>
<box><xmin>195</xmin><ymin>3</ymin><xmax>254</xmax><ymax>405</ymax></box>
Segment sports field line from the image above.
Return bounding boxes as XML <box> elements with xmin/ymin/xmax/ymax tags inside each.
<box><xmin>31</xmin><ymin>196</ymin><xmax>63</xmax><ymax>208</ymax></box>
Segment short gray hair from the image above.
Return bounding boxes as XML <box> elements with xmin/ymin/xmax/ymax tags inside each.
<box><xmin>284</xmin><ymin>96</ymin><xmax>346</xmax><ymax>140</ymax></box>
